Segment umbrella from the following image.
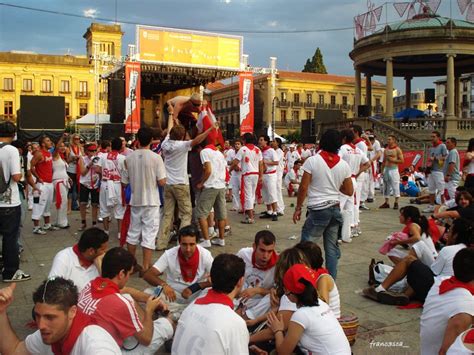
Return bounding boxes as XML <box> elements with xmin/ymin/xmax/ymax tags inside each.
<box><xmin>394</xmin><ymin>108</ymin><xmax>425</xmax><ymax>119</ymax></box>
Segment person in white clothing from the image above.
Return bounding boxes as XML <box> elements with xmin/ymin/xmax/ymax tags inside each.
<box><xmin>285</xmin><ymin>144</ymin><xmax>300</xmax><ymax>171</ymax></box>
<box><xmin>351</xmin><ymin>125</ymin><xmax>372</xmax><ymax>211</ymax></box>
<box><xmin>463</xmin><ymin>138</ymin><xmax>474</xmax><ymax>188</ymax></box>
<box><xmin>272</xmin><ymin>138</ymin><xmax>285</xmax><ymax>215</ymax></box>
<box><xmin>52</xmin><ymin>139</ymin><xmax>70</xmax><ymax>228</ymax></box>
<box><xmin>231</xmin><ymin>133</ymin><xmax>263</xmax><ymax>224</ymax></box>
<box><xmin>266</xmin><ymin>264</ymin><xmax>351</xmax><ymax>355</ymax></box>
<box><xmin>420</xmin><ymin>248</ymin><xmax>474</xmax><ymax>355</ymax></box>
<box><xmin>49</xmin><ymin>227</ymin><xmax>109</xmax><ymax>292</ymax></box>
<box><xmin>447</xmin><ymin>328</ymin><xmax>474</xmax><ymax>354</ymax></box>
<box><xmin>259</xmin><ymin>135</ymin><xmax>280</xmax><ymax>221</ymax></box>
<box><xmin>172</xmin><ymin>253</ymin><xmax>249</xmax><ymax>355</ymax></box>
<box><xmin>236</xmin><ymin>230</ymin><xmax>278</xmax><ymax>320</ymax></box>
<box><xmin>365</xmin><ymin>130</ymin><xmax>383</xmax><ymax>203</ymax></box>
<box><xmin>78</xmin><ymin>143</ymin><xmax>101</xmax><ymax>230</ymax></box>
<box><xmin>284</xmin><ymin>159</ymin><xmax>303</xmax><ymax>196</ymax></box>
<box><xmin>227</xmin><ymin>139</ymin><xmax>242</xmax><ymax>212</ymax></box>
<box><xmin>144</xmin><ymin>225</ymin><xmax>213</xmax><ymax>311</ymax></box>
<box><xmin>0</xmin><ymin>277</ymin><xmax>121</xmax><ymax>355</ymax></box>
<box><xmin>98</xmin><ymin>138</ymin><xmax>126</xmax><ymax>237</ymax></box>
<box><xmin>300</xmin><ymin>144</ymin><xmax>313</xmax><ymax>161</ymax></box>
<box><xmin>379</xmin><ymin>135</ymin><xmax>404</xmax><ymax>210</ymax></box>
<box><xmin>424</xmin><ymin>131</ymin><xmax>449</xmax><ymax>212</ymax></box>
<box><xmin>123</xmin><ymin>127</ymin><xmax>167</xmax><ymax>271</ymax></box>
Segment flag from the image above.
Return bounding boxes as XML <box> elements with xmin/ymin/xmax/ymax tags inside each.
<box><xmin>197</xmin><ymin>104</ymin><xmax>225</xmax><ymax>149</ymax></box>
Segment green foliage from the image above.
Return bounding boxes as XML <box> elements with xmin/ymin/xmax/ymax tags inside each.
<box><xmin>302</xmin><ymin>47</ymin><xmax>327</xmax><ymax>74</ymax></box>
<box><xmin>282</xmin><ymin>130</ymin><xmax>301</xmax><ymax>143</ymax></box>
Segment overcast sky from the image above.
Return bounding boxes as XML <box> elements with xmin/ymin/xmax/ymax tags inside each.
<box><xmin>0</xmin><ymin>0</ymin><xmax>468</xmax><ymax>92</ymax></box>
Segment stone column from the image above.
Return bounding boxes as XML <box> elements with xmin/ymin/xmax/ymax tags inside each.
<box><xmin>446</xmin><ymin>54</ymin><xmax>456</xmax><ymax>118</ymax></box>
<box><xmin>455</xmin><ymin>76</ymin><xmax>461</xmax><ymax>118</ymax></box>
<box><xmin>355</xmin><ymin>68</ymin><xmax>361</xmax><ymax>116</ymax></box>
<box><xmin>365</xmin><ymin>74</ymin><xmax>372</xmax><ymax>115</ymax></box>
<box><xmin>385</xmin><ymin>58</ymin><xmax>394</xmax><ymax>119</ymax></box>
<box><xmin>405</xmin><ymin>76</ymin><xmax>412</xmax><ymax>109</ymax></box>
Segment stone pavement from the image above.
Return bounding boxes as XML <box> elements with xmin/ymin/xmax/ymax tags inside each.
<box><xmin>4</xmin><ymin>194</ymin><xmax>420</xmax><ymax>354</ymax></box>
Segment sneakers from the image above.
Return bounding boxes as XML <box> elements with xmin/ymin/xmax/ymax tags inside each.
<box><xmin>208</xmin><ymin>230</ymin><xmax>218</xmax><ymax>239</ymax></box>
<box><xmin>366</xmin><ymin>198</ymin><xmax>374</xmax><ymax>203</ymax></box>
<box><xmin>379</xmin><ymin>202</ymin><xmax>390</xmax><ymax>209</ymax></box>
<box><xmin>241</xmin><ymin>218</ymin><xmax>255</xmax><ymax>224</ymax></box>
<box><xmin>259</xmin><ymin>212</ymin><xmax>273</xmax><ymax>219</ymax></box>
<box><xmin>423</xmin><ymin>205</ymin><xmax>435</xmax><ymax>213</ymax></box>
<box><xmin>342</xmin><ymin>238</ymin><xmax>352</xmax><ymax>243</ymax></box>
<box><xmin>359</xmin><ymin>203</ymin><xmax>370</xmax><ymax>211</ymax></box>
<box><xmin>362</xmin><ymin>286</ymin><xmax>409</xmax><ymax>305</ymax></box>
<box><xmin>199</xmin><ymin>239</ymin><xmax>211</xmax><ymax>248</ymax></box>
<box><xmin>355</xmin><ymin>226</ymin><xmax>362</xmax><ymax>235</ymax></box>
<box><xmin>33</xmin><ymin>227</ymin><xmax>47</xmax><ymax>235</ymax></box>
<box><xmin>43</xmin><ymin>224</ymin><xmax>59</xmax><ymax>231</ymax></box>
<box><xmin>211</xmin><ymin>238</ymin><xmax>225</xmax><ymax>247</ymax></box>
<box><xmin>3</xmin><ymin>269</ymin><xmax>31</xmax><ymax>283</ymax></box>
<box><xmin>271</xmin><ymin>214</ymin><xmax>278</xmax><ymax>222</ymax></box>
<box><xmin>351</xmin><ymin>227</ymin><xmax>359</xmax><ymax>238</ymax></box>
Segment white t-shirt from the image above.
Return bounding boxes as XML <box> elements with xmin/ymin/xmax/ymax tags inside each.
<box><xmin>275</xmin><ymin>148</ymin><xmax>285</xmax><ymax>173</ymax></box>
<box><xmin>153</xmin><ymin>245</ymin><xmax>213</xmax><ymax>294</ymax></box>
<box><xmin>200</xmin><ymin>148</ymin><xmax>226</xmax><ymax>189</ymax></box>
<box><xmin>79</xmin><ymin>156</ymin><xmax>100</xmax><ymax>189</ymax></box>
<box><xmin>354</xmin><ymin>139</ymin><xmax>368</xmax><ymax>155</ymax></box>
<box><xmin>226</xmin><ymin>148</ymin><xmax>241</xmax><ymax>179</ymax></box>
<box><xmin>262</xmin><ymin>147</ymin><xmax>278</xmax><ymax>174</ymax></box>
<box><xmin>100</xmin><ymin>152</ymin><xmax>126</xmax><ymax>182</ymax></box>
<box><xmin>172</xmin><ymin>301</ymin><xmax>249</xmax><ymax>355</ymax></box>
<box><xmin>284</xmin><ymin>167</ymin><xmax>303</xmax><ymax>188</ymax></box>
<box><xmin>369</xmin><ymin>139</ymin><xmax>382</xmax><ymax>161</ymax></box>
<box><xmin>235</xmin><ymin>145</ymin><xmax>262</xmax><ymax>175</ymax></box>
<box><xmin>124</xmin><ymin>149</ymin><xmax>166</xmax><ymax>207</ymax></box>
<box><xmin>48</xmin><ymin>247</ymin><xmax>99</xmax><ymax>292</ymax></box>
<box><xmin>0</xmin><ymin>143</ymin><xmax>21</xmax><ymax>207</ymax></box>
<box><xmin>286</xmin><ymin>150</ymin><xmax>301</xmax><ymax>169</ymax></box>
<box><xmin>430</xmin><ymin>244</ymin><xmax>467</xmax><ymax>277</ymax></box>
<box><xmin>290</xmin><ymin>302</ymin><xmax>351</xmax><ymax>355</ymax></box>
<box><xmin>301</xmin><ymin>149</ymin><xmax>312</xmax><ymax>160</ymax></box>
<box><xmin>420</xmin><ymin>276</ymin><xmax>474</xmax><ymax>355</ymax></box>
<box><xmin>338</xmin><ymin>144</ymin><xmax>369</xmax><ymax>176</ymax></box>
<box><xmin>317</xmin><ymin>274</ymin><xmax>341</xmax><ymax>318</ymax></box>
<box><xmin>236</xmin><ymin>247</ymin><xmax>275</xmax><ymax>309</ymax></box>
<box><xmin>161</xmin><ymin>135</ymin><xmax>192</xmax><ymax>185</ymax></box>
<box><xmin>411</xmin><ymin>233</ymin><xmax>438</xmax><ymax>267</ymax></box>
<box><xmin>279</xmin><ymin>294</ymin><xmax>298</xmax><ymax>312</ymax></box>
<box><xmin>302</xmin><ymin>153</ymin><xmax>351</xmax><ymax>209</ymax></box>
<box><xmin>25</xmin><ymin>324</ymin><xmax>121</xmax><ymax>354</ymax></box>
<box><xmin>447</xmin><ymin>329</ymin><xmax>474</xmax><ymax>355</ymax></box>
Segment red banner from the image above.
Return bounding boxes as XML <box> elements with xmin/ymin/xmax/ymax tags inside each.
<box><xmin>400</xmin><ymin>149</ymin><xmax>466</xmax><ymax>172</ymax></box>
<box><xmin>124</xmin><ymin>62</ymin><xmax>141</xmax><ymax>134</ymax></box>
<box><xmin>239</xmin><ymin>72</ymin><xmax>254</xmax><ymax>134</ymax></box>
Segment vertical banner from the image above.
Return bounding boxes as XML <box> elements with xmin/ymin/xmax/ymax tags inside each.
<box><xmin>239</xmin><ymin>72</ymin><xmax>254</xmax><ymax>134</ymax></box>
<box><xmin>124</xmin><ymin>62</ymin><xmax>141</xmax><ymax>134</ymax></box>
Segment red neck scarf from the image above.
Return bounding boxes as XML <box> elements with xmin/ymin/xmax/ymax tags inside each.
<box><xmin>439</xmin><ymin>276</ymin><xmax>474</xmax><ymax>295</ymax></box>
<box><xmin>433</xmin><ymin>140</ymin><xmax>442</xmax><ymax>147</ymax></box>
<box><xmin>89</xmin><ymin>277</ymin><xmax>120</xmax><ymax>299</ymax></box>
<box><xmin>388</xmin><ymin>144</ymin><xmax>398</xmax><ymax>150</ymax></box>
<box><xmin>353</xmin><ymin>138</ymin><xmax>365</xmax><ymax>145</ymax></box>
<box><xmin>348</xmin><ymin>143</ymin><xmax>356</xmax><ymax>149</ymax></box>
<box><xmin>319</xmin><ymin>150</ymin><xmax>341</xmax><ymax>169</ymax></box>
<box><xmin>205</xmin><ymin>144</ymin><xmax>218</xmax><ymax>151</ymax></box>
<box><xmin>195</xmin><ymin>289</ymin><xmax>234</xmax><ymax>309</ymax></box>
<box><xmin>72</xmin><ymin>244</ymin><xmax>93</xmax><ymax>268</ymax></box>
<box><xmin>402</xmin><ymin>222</ymin><xmax>413</xmax><ymax>235</ymax></box>
<box><xmin>262</xmin><ymin>145</ymin><xmax>271</xmax><ymax>152</ymax></box>
<box><xmin>59</xmin><ymin>152</ymin><xmax>67</xmax><ymax>161</ymax></box>
<box><xmin>297</xmin><ymin>148</ymin><xmax>302</xmax><ymax>155</ymax></box>
<box><xmin>314</xmin><ymin>267</ymin><xmax>329</xmax><ymax>281</ymax></box>
<box><xmin>51</xmin><ymin>311</ymin><xmax>94</xmax><ymax>355</ymax></box>
<box><xmin>107</xmin><ymin>150</ymin><xmax>119</xmax><ymax>160</ymax></box>
<box><xmin>252</xmin><ymin>250</ymin><xmax>278</xmax><ymax>271</ymax></box>
<box><xmin>178</xmin><ymin>247</ymin><xmax>200</xmax><ymax>282</ymax></box>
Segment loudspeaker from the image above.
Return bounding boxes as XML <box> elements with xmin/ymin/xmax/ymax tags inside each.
<box><xmin>226</xmin><ymin>123</ymin><xmax>235</xmax><ymax>139</ymax></box>
<box><xmin>109</xmin><ymin>79</ymin><xmax>125</xmax><ymax>123</ymax></box>
<box><xmin>101</xmin><ymin>123</ymin><xmax>125</xmax><ymax>140</ymax></box>
<box><xmin>357</xmin><ymin>105</ymin><xmax>370</xmax><ymax>117</ymax></box>
<box><xmin>424</xmin><ymin>88</ymin><xmax>435</xmax><ymax>104</ymax></box>
<box><xmin>19</xmin><ymin>96</ymin><xmax>65</xmax><ymax>130</ymax></box>
<box><xmin>301</xmin><ymin>119</ymin><xmax>316</xmax><ymax>144</ymax></box>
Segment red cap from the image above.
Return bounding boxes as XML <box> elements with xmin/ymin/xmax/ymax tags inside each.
<box><xmin>86</xmin><ymin>144</ymin><xmax>97</xmax><ymax>151</ymax></box>
<box><xmin>283</xmin><ymin>264</ymin><xmax>317</xmax><ymax>294</ymax></box>
<box><xmin>465</xmin><ymin>329</ymin><xmax>474</xmax><ymax>344</ymax></box>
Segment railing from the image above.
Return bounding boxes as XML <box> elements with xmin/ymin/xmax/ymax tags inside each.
<box><xmin>304</xmin><ymin>102</ymin><xmax>316</xmax><ymax>108</ymax></box>
<box><xmin>292</xmin><ymin>102</ymin><xmax>303</xmax><ymax>108</ymax></box>
<box><xmin>275</xmin><ymin>120</ymin><xmax>300</xmax><ymax>129</ymax></box>
<box><xmin>277</xmin><ymin>100</ymin><xmax>290</xmax><ymax>108</ymax></box>
<box><xmin>75</xmin><ymin>91</ymin><xmax>90</xmax><ymax>99</ymax></box>
<box><xmin>395</xmin><ymin>119</ymin><xmax>446</xmax><ymax>131</ymax></box>
<box><xmin>458</xmin><ymin>119</ymin><xmax>474</xmax><ymax>130</ymax></box>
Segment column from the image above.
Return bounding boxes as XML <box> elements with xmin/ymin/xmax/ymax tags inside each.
<box><xmin>354</xmin><ymin>68</ymin><xmax>361</xmax><ymax>116</ymax></box>
<box><xmin>446</xmin><ymin>54</ymin><xmax>456</xmax><ymax>118</ymax></box>
<box><xmin>385</xmin><ymin>58</ymin><xmax>394</xmax><ymax>119</ymax></box>
<box><xmin>405</xmin><ymin>76</ymin><xmax>412</xmax><ymax>109</ymax></box>
<box><xmin>454</xmin><ymin>75</ymin><xmax>461</xmax><ymax>117</ymax></box>
<box><xmin>365</xmin><ymin>74</ymin><xmax>372</xmax><ymax>115</ymax></box>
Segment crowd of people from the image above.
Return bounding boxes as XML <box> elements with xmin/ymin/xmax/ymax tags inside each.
<box><xmin>1</xmin><ymin>101</ymin><xmax>474</xmax><ymax>355</ymax></box>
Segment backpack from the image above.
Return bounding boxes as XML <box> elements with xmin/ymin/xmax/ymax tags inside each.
<box><xmin>0</xmin><ymin>142</ymin><xmax>12</xmax><ymax>194</ymax></box>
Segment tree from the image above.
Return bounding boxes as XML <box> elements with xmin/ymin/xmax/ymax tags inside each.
<box><xmin>302</xmin><ymin>47</ymin><xmax>327</xmax><ymax>74</ymax></box>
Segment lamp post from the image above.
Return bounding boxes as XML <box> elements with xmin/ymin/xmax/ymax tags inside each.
<box><xmin>93</xmin><ymin>42</ymin><xmax>100</xmax><ymax>141</ymax></box>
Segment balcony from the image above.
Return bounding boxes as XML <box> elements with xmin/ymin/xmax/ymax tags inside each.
<box><xmin>275</xmin><ymin>120</ymin><xmax>300</xmax><ymax>129</ymax></box>
<box><xmin>76</xmin><ymin>91</ymin><xmax>90</xmax><ymax>99</ymax></box>
<box><xmin>292</xmin><ymin>101</ymin><xmax>303</xmax><ymax>108</ymax></box>
<box><xmin>304</xmin><ymin>102</ymin><xmax>316</xmax><ymax>108</ymax></box>
<box><xmin>277</xmin><ymin>100</ymin><xmax>290</xmax><ymax>108</ymax></box>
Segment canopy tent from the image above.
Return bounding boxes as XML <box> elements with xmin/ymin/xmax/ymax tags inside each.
<box><xmin>394</xmin><ymin>108</ymin><xmax>425</xmax><ymax>119</ymax></box>
<box><xmin>75</xmin><ymin>113</ymin><xmax>111</xmax><ymax>125</ymax></box>
<box><xmin>267</xmin><ymin>124</ymin><xmax>287</xmax><ymax>143</ymax></box>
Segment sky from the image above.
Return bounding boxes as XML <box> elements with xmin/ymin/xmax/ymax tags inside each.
<box><xmin>0</xmin><ymin>0</ymin><xmax>468</xmax><ymax>93</ymax></box>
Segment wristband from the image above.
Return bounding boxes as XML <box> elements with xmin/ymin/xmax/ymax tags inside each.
<box><xmin>187</xmin><ymin>282</ymin><xmax>202</xmax><ymax>294</ymax></box>
<box><xmin>274</xmin><ymin>329</ymin><xmax>284</xmax><ymax>335</ymax></box>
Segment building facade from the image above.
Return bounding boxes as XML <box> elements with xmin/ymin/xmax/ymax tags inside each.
<box><xmin>435</xmin><ymin>74</ymin><xmax>474</xmax><ymax>119</ymax></box>
<box><xmin>393</xmin><ymin>91</ymin><xmax>437</xmax><ymax>114</ymax></box>
<box><xmin>209</xmin><ymin>70</ymin><xmax>386</xmax><ymax>136</ymax></box>
<box><xmin>0</xmin><ymin>23</ymin><xmax>122</xmax><ymax>124</ymax></box>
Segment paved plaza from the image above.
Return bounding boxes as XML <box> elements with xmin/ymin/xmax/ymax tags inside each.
<box><xmin>6</xmin><ymin>194</ymin><xmax>420</xmax><ymax>354</ymax></box>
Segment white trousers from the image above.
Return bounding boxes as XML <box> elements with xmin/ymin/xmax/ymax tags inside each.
<box><xmin>230</xmin><ymin>174</ymin><xmax>241</xmax><ymax>211</ymax></box>
<box><xmin>262</xmin><ymin>173</ymin><xmax>278</xmax><ymax>205</ymax></box>
<box><xmin>99</xmin><ymin>181</ymin><xmax>125</xmax><ymax>220</ymax></box>
<box><xmin>53</xmin><ymin>179</ymin><xmax>69</xmax><ymax>227</ymax></box>
<box><xmin>127</xmin><ymin>206</ymin><xmax>160</xmax><ymax>249</ymax></box>
<box><xmin>383</xmin><ymin>169</ymin><xmax>401</xmax><ymax>198</ymax></box>
<box><xmin>276</xmin><ymin>170</ymin><xmax>285</xmax><ymax>213</ymax></box>
<box><xmin>121</xmin><ymin>318</ymin><xmax>174</xmax><ymax>355</ymax></box>
<box><xmin>242</xmin><ymin>174</ymin><xmax>258</xmax><ymax>211</ymax></box>
<box><xmin>340</xmin><ymin>178</ymin><xmax>357</xmax><ymax>241</ymax></box>
<box><xmin>32</xmin><ymin>182</ymin><xmax>54</xmax><ymax>220</ymax></box>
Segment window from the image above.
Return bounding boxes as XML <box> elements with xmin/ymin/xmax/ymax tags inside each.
<box><xmin>99</xmin><ymin>42</ymin><xmax>114</xmax><ymax>56</ymax></box>
<box><xmin>65</xmin><ymin>103</ymin><xmax>70</xmax><ymax>117</ymax></box>
<box><xmin>375</xmin><ymin>98</ymin><xmax>381</xmax><ymax>106</ymax></box>
<box><xmin>294</xmin><ymin>93</ymin><xmax>300</xmax><ymax>103</ymax></box>
<box><xmin>23</xmin><ymin>79</ymin><xmax>33</xmax><ymax>92</ymax></box>
<box><xmin>342</xmin><ymin>96</ymin><xmax>348</xmax><ymax>106</ymax></box>
<box><xmin>3</xmin><ymin>78</ymin><xmax>13</xmax><ymax>91</ymax></box>
<box><xmin>306</xmin><ymin>93</ymin><xmax>312</xmax><ymax>104</ymax></box>
<box><xmin>225</xmin><ymin>100</ymin><xmax>228</xmax><ymax>108</ymax></box>
<box><xmin>292</xmin><ymin>110</ymin><xmax>299</xmax><ymax>122</ymax></box>
<box><xmin>281</xmin><ymin>110</ymin><xmax>287</xmax><ymax>122</ymax></box>
<box><xmin>61</xmin><ymin>80</ymin><xmax>70</xmax><ymax>93</ymax></box>
<box><xmin>79</xmin><ymin>81</ymin><xmax>88</xmax><ymax>93</ymax></box>
<box><xmin>319</xmin><ymin>94</ymin><xmax>324</xmax><ymax>104</ymax></box>
<box><xmin>4</xmin><ymin>101</ymin><xmax>13</xmax><ymax>118</ymax></box>
<box><xmin>41</xmin><ymin>79</ymin><xmax>52</xmax><ymax>93</ymax></box>
<box><xmin>79</xmin><ymin>103</ymin><xmax>88</xmax><ymax>116</ymax></box>
<box><xmin>306</xmin><ymin>111</ymin><xmax>312</xmax><ymax>119</ymax></box>
<box><xmin>330</xmin><ymin>95</ymin><xmax>336</xmax><ymax>105</ymax></box>
<box><xmin>281</xmin><ymin>92</ymin><xmax>287</xmax><ymax>102</ymax></box>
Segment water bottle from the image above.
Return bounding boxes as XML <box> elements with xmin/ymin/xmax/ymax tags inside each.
<box><xmin>33</xmin><ymin>190</ymin><xmax>40</xmax><ymax>204</ymax></box>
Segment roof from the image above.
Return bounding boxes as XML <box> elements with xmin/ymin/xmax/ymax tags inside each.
<box><xmin>376</xmin><ymin>16</ymin><xmax>474</xmax><ymax>34</ymax></box>
<box><xmin>75</xmin><ymin>114</ymin><xmax>111</xmax><ymax>125</ymax></box>
<box><xmin>206</xmin><ymin>81</ymin><xmax>225</xmax><ymax>91</ymax></box>
<box><xmin>276</xmin><ymin>71</ymin><xmax>384</xmax><ymax>86</ymax></box>
<box><xmin>0</xmin><ymin>52</ymin><xmax>89</xmax><ymax>67</ymax></box>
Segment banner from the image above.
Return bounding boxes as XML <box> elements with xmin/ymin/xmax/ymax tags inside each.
<box><xmin>124</xmin><ymin>62</ymin><xmax>141</xmax><ymax>134</ymax></box>
<box><xmin>400</xmin><ymin>149</ymin><xmax>466</xmax><ymax>172</ymax></box>
<box><xmin>239</xmin><ymin>72</ymin><xmax>254</xmax><ymax>135</ymax></box>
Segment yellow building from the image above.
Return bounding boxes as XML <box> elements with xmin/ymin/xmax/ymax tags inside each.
<box><xmin>0</xmin><ymin>23</ymin><xmax>122</xmax><ymax>125</ymax></box>
<box><xmin>209</xmin><ymin>70</ymin><xmax>386</xmax><ymax>136</ymax></box>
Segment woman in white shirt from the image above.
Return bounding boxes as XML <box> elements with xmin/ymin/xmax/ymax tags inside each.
<box><xmin>267</xmin><ymin>264</ymin><xmax>351</xmax><ymax>355</ymax></box>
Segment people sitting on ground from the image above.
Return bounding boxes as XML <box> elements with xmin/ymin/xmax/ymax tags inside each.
<box><xmin>48</xmin><ymin>227</ymin><xmax>109</xmax><ymax>292</ymax></box>
<box><xmin>236</xmin><ymin>230</ymin><xmax>278</xmax><ymax>321</ymax></box>
<box><xmin>143</xmin><ymin>225</ymin><xmax>213</xmax><ymax>313</ymax></box>
<box><xmin>0</xmin><ymin>277</ymin><xmax>121</xmax><ymax>354</ymax></box>
<box><xmin>447</xmin><ymin>328</ymin><xmax>474</xmax><ymax>354</ymax></box>
<box><xmin>265</xmin><ymin>264</ymin><xmax>351</xmax><ymax>355</ymax></box>
<box><xmin>284</xmin><ymin>159</ymin><xmax>303</xmax><ymax>197</ymax></box>
<box><xmin>400</xmin><ymin>176</ymin><xmax>421</xmax><ymax>197</ymax></box>
<box><xmin>78</xmin><ymin>247</ymin><xmax>174</xmax><ymax>354</ymax></box>
<box><xmin>433</xmin><ymin>190</ymin><xmax>474</xmax><ymax>221</ymax></box>
<box><xmin>171</xmin><ymin>253</ymin><xmax>249</xmax><ymax>355</ymax></box>
<box><xmin>420</xmin><ymin>248</ymin><xmax>474</xmax><ymax>355</ymax></box>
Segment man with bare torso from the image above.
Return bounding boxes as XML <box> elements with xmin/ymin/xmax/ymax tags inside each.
<box><xmin>379</xmin><ymin>135</ymin><xmax>404</xmax><ymax>210</ymax></box>
<box><xmin>166</xmin><ymin>93</ymin><xmax>202</xmax><ymax>132</ymax></box>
